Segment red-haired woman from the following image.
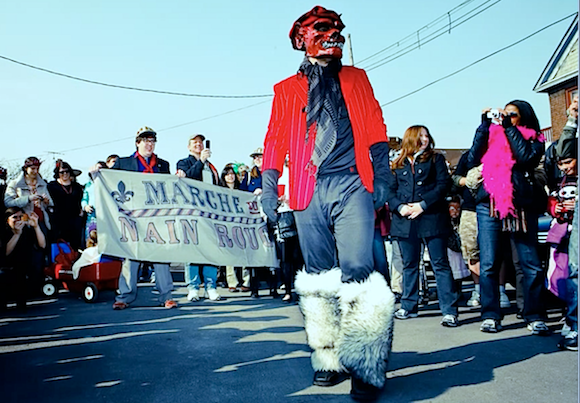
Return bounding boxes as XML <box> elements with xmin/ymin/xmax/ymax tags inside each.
<box><xmin>387</xmin><ymin>125</ymin><xmax>460</xmax><ymax>327</ymax></box>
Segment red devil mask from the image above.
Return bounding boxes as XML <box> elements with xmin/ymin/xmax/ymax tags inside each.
<box><xmin>289</xmin><ymin>6</ymin><xmax>345</xmax><ymax>59</ymax></box>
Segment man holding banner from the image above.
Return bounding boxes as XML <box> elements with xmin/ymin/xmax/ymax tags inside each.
<box><xmin>109</xmin><ymin>127</ymin><xmax>177</xmax><ymax>310</ymax></box>
<box><xmin>176</xmin><ymin>134</ymin><xmax>222</xmax><ymax>302</ymax></box>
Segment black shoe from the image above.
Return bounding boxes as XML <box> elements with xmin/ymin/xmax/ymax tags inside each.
<box><xmin>558</xmin><ymin>333</ymin><xmax>578</xmax><ymax>351</ymax></box>
<box><xmin>313</xmin><ymin>370</ymin><xmax>349</xmax><ymax>387</ymax></box>
<box><xmin>250</xmin><ymin>292</ymin><xmax>260</xmax><ymax>299</ymax></box>
<box><xmin>350</xmin><ymin>377</ymin><xmax>382</xmax><ymax>402</ymax></box>
<box><xmin>270</xmin><ymin>290</ymin><xmax>280</xmax><ymax>298</ymax></box>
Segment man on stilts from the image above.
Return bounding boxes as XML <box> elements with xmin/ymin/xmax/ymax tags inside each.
<box><xmin>260</xmin><ymin>6</ymin><xmax>395</xmax><ymax>401</ymax></box>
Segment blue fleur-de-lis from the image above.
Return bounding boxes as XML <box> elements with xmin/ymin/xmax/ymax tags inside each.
<box><xmin>111</xmin><ymin>181</ymin><xmax>134</xmax><ymax>203</ymax></box>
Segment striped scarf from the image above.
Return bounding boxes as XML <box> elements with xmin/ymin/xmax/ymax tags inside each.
<box><xmin>299</xmin><ymin>58</ymin><xmax>341</xmax><ymax>170</ymax></box>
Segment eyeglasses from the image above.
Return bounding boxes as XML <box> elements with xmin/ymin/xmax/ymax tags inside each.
<box><xmin>142</xmin><ymin>138</ymin><xmax>157</xmax><ymax>144</ymax></box>
<box><xmin>59</xmin><ymin>170</ymin><xmax>70</xmax><ymax>175</ymax></box>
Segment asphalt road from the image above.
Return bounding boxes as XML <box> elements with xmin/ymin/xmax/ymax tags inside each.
<box><xmin>0</xmin><ymin>281</ymin><xmax>577</xmax><ymax>403</ymax></box>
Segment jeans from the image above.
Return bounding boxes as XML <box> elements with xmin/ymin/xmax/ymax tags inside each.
<box><xmin>476</xmin><ymin>204</ymin><xmax>546</xmax><ymax>322</ymax></box>
<box><xmin>567</xmin><ymin>199</ymin><xmax>578</xmax><ymax>331</ymax></box>
<box><xmin>390</xmin><ymin>238</ymin><xmax>404</xmax><ymax>294</ymax></box>
<box><xmin>373</xmin><ymin>227</ymin><xmax>390</xmax><ymax>284</ymax></box>
<box><xmin>186</xmin><ymin>265</ymin><xmax>218</xmax><ymax>291</ymax></box>
<box><xmin>116</xmin><ymin>260</ymin><xmax>173</xmax><ymax>304</ymax></box>
<box><xmin>398</xmin><ymin>224</ymin><xmax>460</xmax><ymax>316</ymax></box>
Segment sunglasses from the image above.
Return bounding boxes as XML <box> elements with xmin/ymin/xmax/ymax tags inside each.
<box><xmin>59</xmin><ymin>170</ymin><xmax>71</xmax><ymax>174</ymax></box>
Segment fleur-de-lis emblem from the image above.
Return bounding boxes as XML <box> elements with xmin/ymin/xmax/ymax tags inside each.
<box><xmin>111</xmin><ymin>181</ymin><xmax>134</xmax><ymax>203</ymax></box>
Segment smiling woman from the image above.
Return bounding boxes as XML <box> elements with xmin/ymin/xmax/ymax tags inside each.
<box><xmin>47</xmin><ymin>159</ymin><xmax>84</xmax><ymax>250</ymax></box>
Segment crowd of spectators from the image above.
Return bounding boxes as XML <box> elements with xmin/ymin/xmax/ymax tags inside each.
<box><xmin>0</xmin><ymin>97</ymin><xmax>577</xmax><ymax>352</ymax></box>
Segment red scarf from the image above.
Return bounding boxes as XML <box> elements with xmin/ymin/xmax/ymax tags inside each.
<box><xmin>481</xmin><ymin>124</ymin><xmax>543</xmax><ymax>219</ymax></box>
<box><xmin>135</xmin><ymin>152</ymin><xmax>157</xmax><ymax>173</ymax></box>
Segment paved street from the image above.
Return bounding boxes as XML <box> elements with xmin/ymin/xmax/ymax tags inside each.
<box><xmin>0</xmin><ymin>280</ymin><xmax>577</xmax><ymax>403</ymax></box>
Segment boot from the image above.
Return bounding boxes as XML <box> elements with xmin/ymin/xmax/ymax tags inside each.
<box><xmin>295</xmin><ymin>268</ymin><xmax>349</xmax><ymax>386</ymax></box>
<box><xmin>337</xmin><ymin>272</ymin><xmax>395</xmax><ymax>390</ymax></box>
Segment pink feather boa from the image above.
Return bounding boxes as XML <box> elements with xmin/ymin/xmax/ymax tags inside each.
<box><xmin>481</xmin><ymin>124</ymin><xmax>544</xmax><ymax>219</ymax></box>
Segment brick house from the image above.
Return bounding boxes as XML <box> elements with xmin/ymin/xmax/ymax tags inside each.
<box><xmin>533</xmin><ymin>16</ymin><xmax>578</xmax><ymax>143</ymax></box>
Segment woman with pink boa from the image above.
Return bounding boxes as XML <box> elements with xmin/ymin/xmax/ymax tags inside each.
<box><xmin>467</xmin><ymin>100</ymin><xmax>549</xmax><ymax>335</ymax></box>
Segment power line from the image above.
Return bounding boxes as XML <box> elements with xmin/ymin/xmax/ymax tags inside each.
<box><xmin>360</xmin><ymin>0</ymin><xmax>502</xmax><ymax>71</ymax></box>
<box><xmin>381</xmin><ymin>12</ymin><xmax>578</xmax><ymax>107</ymax></box>
<box><xmin>2</xmin><ymin>99</ymin><xmax>272</xmax><ymax>162</ymax></box>
<box><xmin>0</xmin><ymin>54</ymin><xmax>274</xmax><ymax>99</ymax></box>
<box><xmin>358</xmin><ymin>0</ymin><xmax>479</xmax><ymax>64</ymax></box>
<box><xmin>357</xmin><ymin>0</ymin><xmax>497</xmax><ymax>67</ymax></box>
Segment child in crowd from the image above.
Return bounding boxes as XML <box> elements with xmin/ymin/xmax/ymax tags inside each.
<box><xmin>547</xmin><ymin>117</ymin><xmax>578</xmax><ymax>351</ymax></box>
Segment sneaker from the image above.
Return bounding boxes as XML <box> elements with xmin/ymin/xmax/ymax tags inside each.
<box><xmin>561</xmin><ymin>323</ymin><xmax>572</xmax><ymax>337</ymax></box>
<box><xmin>466</xmin><ymin>291</ymin><xmax>480</xmax><ymax>307</ymax></box>
<box><xmin>500</xmin><ymin>292</ymin><xmax>511</xmax><ymax>309</ymax></box>
<box><xmin>394</xmin><ymin>308</ymin><xmax>418</xmax><ymax>320</ymax></box>
<box><xmin>527</xmin><ymin>321</ymin><xmax>550</xmax><ymax>336</ymax></box>
<box><xmin>112</xmin><ymin>301</ymin><xmax>129</xmax><ymax>310</ymax></box>
<box><xmin>480</xmin><ymin>318</ymin><xmax>502</xmax><ymax>333</ymax></box>
<box><xmin>441</xmin><ymin>314</ymin><xmax>458</xmax><ymax>327</ymax></box>
<box><xmin>558</xmin><ymin>331</ymin><xmax>578</xmax><ymax>351</ymax></box>
<box><xmin>187</xmin><ymin>289</ymin><xmax>200</xmax><ymax>302</ymax></box>
<box><xmin>207</xmin><ymin>289</ymin><xmax>222</xmax><ymax>301</ymax></box>
<box><xmin>164</xmin><ymin>300</ymin><xmax>178</xmax><ymax>309</ymax></box>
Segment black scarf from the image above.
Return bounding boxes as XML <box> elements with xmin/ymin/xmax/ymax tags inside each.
<box><xmin>298</xmin><ymin>58</ymin><xmax>342</xmax><ymax>168</ymax></box>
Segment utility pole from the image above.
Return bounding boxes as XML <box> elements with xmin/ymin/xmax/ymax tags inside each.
<box><xmin>346</xmin><ymin>34</ymin><xmax>354</xmax><ymax>66</ymax></box>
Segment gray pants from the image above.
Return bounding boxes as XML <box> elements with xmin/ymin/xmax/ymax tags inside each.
<box><xmin>294</xmin><ymin>174</ymin><xmax>374</xmax><ymax>283</ymax></box>
<box><xmin>116</xmin><ymin>260</ymin><xmax>173</xmax><ymax>304</ymax></box>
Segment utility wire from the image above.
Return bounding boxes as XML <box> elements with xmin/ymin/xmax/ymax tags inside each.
<box><xmin>381</xmin><ymin>12</ymin><xmax>578</xmax><ymax>107</ymax></box>
<box><xmin>0</xmin><ymin>54</ymin><xmax>273</xmax><ymax>99</ymax></box>
<box><xmin>360</xmin><ymin>0</ymin><xmax>501</xmax><ymax>71</ymax></box>
<box><xmin>2</xmin><ymin>99</ymin><xmax>272</xmax><ymax>162</ymax></box>
<box><xmin>357</xmin><ymin>0</ymin><xmax>495</xmax><ymax>67</ymax></box>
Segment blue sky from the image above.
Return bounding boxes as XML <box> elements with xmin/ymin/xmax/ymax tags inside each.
<box><xmin>1</xmin><ymin>0</ymin><xmax>577</xmax><ymax>181</ymax></box>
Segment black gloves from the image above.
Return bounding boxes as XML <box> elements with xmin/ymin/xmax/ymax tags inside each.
<box><xmin>260</xmin><ymin>197</ymin><xmax>279</xmax><ymax>223</ymax></box>
<box><xmin>260</xmin><ymin>169</ymin><xmax>280</xmax><ymax>223</ymax></box>
<box><xmin>373</xmin><ymin>178</ymin><xmax>389</xmax><ymax>210</ymax></box>
<box><xmin>502</xmin><ymin>114</ymin><xmax>513</xmax><ymax>129</ymax></box>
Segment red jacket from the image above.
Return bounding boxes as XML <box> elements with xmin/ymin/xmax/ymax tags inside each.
<box><xmin>263</xmin><ymin>66</ymin><xmax>388</xmax><ymax>211</ymax></box>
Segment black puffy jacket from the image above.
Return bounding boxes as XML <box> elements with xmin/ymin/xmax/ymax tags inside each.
<box><xmin>467</xmin><ymin>121</ymin><xmax>544</xmax><ymax>211</ymax></box>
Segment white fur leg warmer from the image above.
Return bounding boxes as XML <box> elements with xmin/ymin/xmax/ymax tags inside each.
<box><xmin>295</xmin><ymin>268</ymin><xmax>345</xmax><ymax>372</ymax></box>
<box><xmin>337</xmin><ymin>272</ymin><xmax>395</xmax><ymax>388</ymax></box>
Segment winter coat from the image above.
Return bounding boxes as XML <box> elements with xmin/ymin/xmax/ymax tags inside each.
<box><xmin>387</xmin><ymin>153</ymin><xmax>451</xmax><ymax>239</ymax></box>
<box><xmin>4</xmin><ymin>172</ymin><xmax>53</xmax><ymax>229</ymax></box>
<box><xmin>467</xmin><ymin>121</ymin><xmax>544</xmax><ymax>211</ymax></box>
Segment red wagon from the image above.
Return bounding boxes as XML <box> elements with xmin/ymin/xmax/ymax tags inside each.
<box><xmin>45</xmin><ymin>261</ymin><xmax>122</xmax><ymax>303</ymax></box>
<box><xmin>42</xmin><ymin>242</ymin><xmax>122</xmax><ymax>302</ymax></box>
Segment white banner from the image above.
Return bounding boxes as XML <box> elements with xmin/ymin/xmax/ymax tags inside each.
<box><xmin>94</xmin><ymin>170</ymin><xmax>277</xmax><ymax>267</ymax></box>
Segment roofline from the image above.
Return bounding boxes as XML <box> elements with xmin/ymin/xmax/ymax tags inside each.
<box><xmin>533</xmin><ymin>16</ymin><xmax>578</xmax><ymax>93</ymax></box>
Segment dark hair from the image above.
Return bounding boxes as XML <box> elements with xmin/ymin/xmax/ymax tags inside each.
<box><xmin>219</xmin><ymin>166</ymin><xmax>240</xmax><ymax>189</ymax></box>
<box><xmin>22</xmin><ymin>156</ymin><xmax>41</xmax><ymax>173</ymax></box>
<box><xmin>5</xmin><ymin>206</ymin><xmax>24</xmax><ymax>222</ymax></box>
<box><xmin>53</xmin><ymin>159</ymin><xmax>74</xmax><ymax>179</ymax></box>
<box><xmin>106</xmin><ymin>154</ymin><xmax>119</xmax><ymax>163</ymax></box>
<box><xmin>506</xmin><ymin>100</ymin><xmax>541</xmax><ymax>133</ymax></box>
